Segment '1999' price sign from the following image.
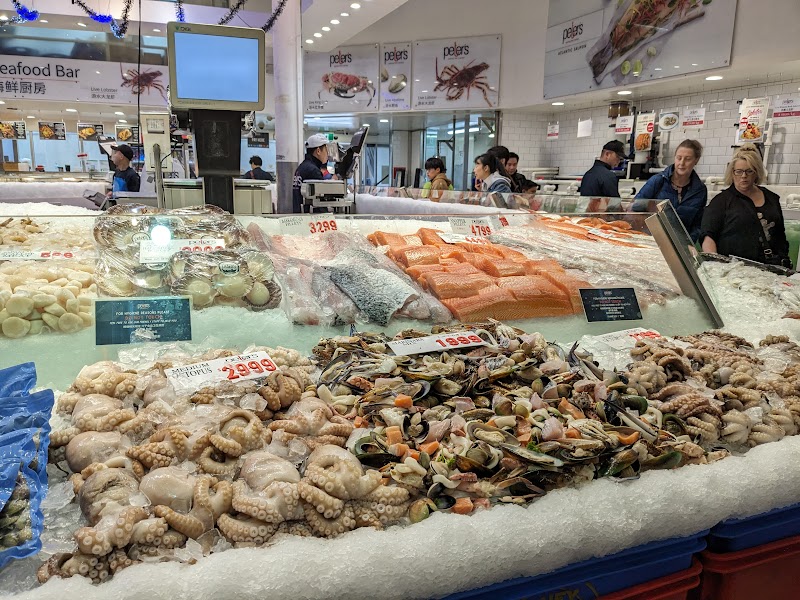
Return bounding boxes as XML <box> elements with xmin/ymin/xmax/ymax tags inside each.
<box><xmin>387</xmin><ymin>331</ymin><xmax>487</xmax><ymax>355</ymax></box>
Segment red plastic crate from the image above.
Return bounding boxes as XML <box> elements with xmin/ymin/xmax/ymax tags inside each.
<box><xmin>696</xmin><ymin>533</ymin><xmax>800</xmax><ymax>600</ymax></box>
<box><xmin>599</xmin><ymin>558</ymin><xmax>702</xmax><ymax>600</ymax></box>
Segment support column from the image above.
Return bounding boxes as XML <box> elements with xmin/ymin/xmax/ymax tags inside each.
<box><xmin>272</xmin><ymin>0</ymin><xmax>304</xmax><ymax>213</ymax></box>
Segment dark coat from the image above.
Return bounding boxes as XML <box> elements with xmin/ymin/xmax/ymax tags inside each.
<box><xmin>631</xmin><ymin>165</ymin><xmax>708</xmax><ymax>241</ymax></box>
<box><xmin>580</xmin><ymin>160</ymin><xmax>620</xmax><ymax>198</ymax></box>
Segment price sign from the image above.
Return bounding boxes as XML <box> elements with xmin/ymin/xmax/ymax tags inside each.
<box><xmin>387</xmin><ymin>331</ymin><xmax>487</xmax><ymax>355</ymax></box>
<box><xmin>0</xmin><ymin>250</ymin><xmax>76</xmax><ymax>260</ymax></box>
<box><xmin>438</xmin><ymin>233</ymin><xmax>492</xmax><ymax>245</ymax></box>
<box><xmin>615</xmin><ymin>115</ymin><xmax>634</xmax><ymax>135</ymax></box>
<box><xmin>590</xmin><ymin>327</ymin><xmax>661</xmax><ymax>351</ymax></box>
<box><xmin>139</xmin><ymin>238</ymin><xmax>225</xmax><ymax>264</ymax></box>
<box><xmin>449</xmin><ymin>216</ymin><xmax>494</xmax><ymax>237</ymax></box>
<box><xmin>278</xmin><ymin>215</ymin><xmax>338</xmax><ymax>236</ymax></box>
<box><xmin>165</xmin><ymin>351</ymin><xmax>277</xmax><ymax>392</ymax></box>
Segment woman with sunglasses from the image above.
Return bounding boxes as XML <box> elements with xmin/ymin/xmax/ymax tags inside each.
<box><xmin>700</xmin><ymin>147</ymin><xmax>792</xmax><ymax>268</ymax></box>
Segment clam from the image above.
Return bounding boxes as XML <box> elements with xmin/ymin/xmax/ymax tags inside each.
<box><xmin>171</xmin><ymin>275</ymin><xmax>217</xmax><ymax>309</ymax></box>
<box><xmin>465</xmin><ymin>421</ymin><xmax>518</xmax><ymax>447</ymax></box>
<box><xmin>599</xmin><ymin>448</ymin><xmax>640</xmax><ymax>477</ymax></box>
<box><xmin>500</xmin><ymin>443</ymin><xmax>564</xmax><ymax>468</ymax></box>
<box><xmin>456</xmin><ymin>441</ymin><xmax>502</xmax><ymax>472</ymax></box>
<box><xmin>354</xmin><ymin>436</ymin><xmax>395</xmax><ymax>468</ymax></box>
<box><xmin>409</xmin><ymin>498</ymin><xmax>435</xmax><ymax>523</ymax></box>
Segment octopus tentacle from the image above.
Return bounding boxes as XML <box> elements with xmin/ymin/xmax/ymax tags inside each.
<box><xmin>75</xmin><ymin>506</ymin><xmax>149</xmax><ymax>556</ymax></box>
<box><xmin>129</xmin><ymin>517</ymin><xmax>168</xmax><ymax>546</ymax></box>
<box><xmin>209</xmin><ymin>433</ymin><xmax>244</xmax><ymax>457</ymax></box>
<box><xmin>195</xmin><ymin>476</ymin><xmax>233</xmax><ymax>520</ymax></box>
<box><xmin>197</xmin><ymin>446</ymin><xmax>239</xmax><ymax>477</ymax></box>
<box><xmin>303</xmin><ymin>502</ymin><xmax>356</xmax><ymax>538</ymax></box>
<box><xmin>51</xmin><ymin>427</ymin><xmax>80</xmax><ymax>448</ymax></box>
<box><xmin>297</xmin><ymin>480</ymin><xmax>345</xmax><ymax>519</ymax></box>
<box><xmin>217</xmin><ymin>513</ymin><xmax>278</xmax><ymax>545</ymax></box>
<box><xmin>152</xmin><ymin>504</ymin><xmax>211</xmax><ymax>540</ymax></box>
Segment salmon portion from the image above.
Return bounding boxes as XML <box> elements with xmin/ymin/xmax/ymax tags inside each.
<box><xmin>418</xmin><ymin>228</ymin><xmax>446</xmax><ymax>245</ymax></box>
<box><xmin>496</xmin><ymin>275</ymin><xmax>566</xmax><ymax>297</ymax></box>
<box><xmin>442</xmin><ymin>288</ymin><xmax>574</xmax><ymax>321</ymax></box>
<box><xmin>406</xmin><ymin>264</ymin><xmax>446</xmax><ymax>279</ymax></box>
<box><xmin>540</xmin><ymin>272</ymin><xmax>592</xmax><ymax>313</ymax></box>
<box><xmin>524</xmin><ymin>259</ymin><xmax>567</xmax><ymax>276</ymax></box>
<box><xmin>497</xmin><ymin>246</ymin><xmax>530</xmax><ymax>262</ymax></box>
<box><xmin>442</xmin><ymin>263</ymin><xmax>483</xmax><ymax>275</ymax></box>
<box><xmin>459</xmin><ymin>253</ymin><xmax>493</xmax><ymax>271</ymax></box>
<box><xmin>482</xmin><ymin>259</ymin><xmax>528</xmax><ymax>278</ymax></box>
<box><xmin>395</xmin><ymin>246</ymin><xmax>443</xmax><ymax>267</ymax></box>
<box><xmin>422</xmin><ymin>272</ymin><xmax>495</xmax><ymax>299</ymax></box>
<box><xmin>402</xmin><ymin>235</ymin><xmax>424</xmax><ymax>247</ymax></box>
<box><xmin>373</xmin><ymin>231</ymin><xmax>407</xmax><ymax>247</ymax></box>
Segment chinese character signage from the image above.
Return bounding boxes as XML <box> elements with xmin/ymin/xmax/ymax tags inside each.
<box><xmin>0</xmin><ymin>56</ymin><xmax>168</xmax><ymax>106</ymax></box>
<box><xmin>77</xmin><ymin>123</ymin><xmax>104</xmax><ymax>141</ymax></box>
<box><xmin>0</xmin><ymin>121</ymin><xmax>26</xmax><ymax>139</ymax></box>
<box><xmin>380</xmin><ymin>42</ymin><xmax>412</xmax><ymax>111</ymax></box>
<box><xmin>543</xmin><ymin>0</ymin><xmax>737</xmax><ymax>98</ymax></box>
<box><xmin>304</xmin><ymin>45</ymin><xmax>380</xmax><ymax>113</ymax></box>
<box><xmin>412</xmin><ymin>35</ymin><xmax>501</xmax><ymax>109</ymax></box>
<box><xmin>38</xmin><ymin>122</ymin><xmax>66</xmax><ymax>141</ymax></box>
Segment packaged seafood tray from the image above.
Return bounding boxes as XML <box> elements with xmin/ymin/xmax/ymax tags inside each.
<box><xmin>707</xmin><ymin>502</ymin><xmax>800</xmax><ymax>553</ymax></box>
<box><xmin>697</xmin><ymin>534</ymin><xmax>800</xmax><ymax>600</ymax></box>
<box><xmin>442</xmin><ymin>530</ymin><xmax>707</xmax><ymax>600</ymax></box>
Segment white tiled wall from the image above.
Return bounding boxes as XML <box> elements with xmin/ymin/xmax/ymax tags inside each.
<box><xmin>503</xmin><ymin>78</ymin><xmax>800</xmax><ymax>185</ymax></box>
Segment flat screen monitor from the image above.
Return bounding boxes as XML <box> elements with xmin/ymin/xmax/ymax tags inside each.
<box><xmin>167</xmin><ymin>22</ymin><xmax>265</xmax><ymax>111</ymax></box>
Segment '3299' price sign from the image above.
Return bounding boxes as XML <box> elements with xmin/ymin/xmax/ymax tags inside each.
<box><xmin>309</xmin><ymin>218</ymin><xmax>337</xmax><ymax>234</ymax></box>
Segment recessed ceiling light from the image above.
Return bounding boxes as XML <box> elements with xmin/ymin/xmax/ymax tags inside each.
<box><xmin>0</xmin><ymin>15</ymin><xmax>8</xmax><ymax>21</ymax></box>
<box><xmin>488</xmin><ymin>133</ymin><xmax>495</xmax><ymax>138</ymax></box>
<box><xmin>421</xmin><ymin>90</ymin><xmax>428</xmax><ymax>93</ymax></box>
<box><xmin>65</xmin><ymin>108</ymin><xmax>77</xmax><ymax>112</ymax></box>
<box><xmin>322</xmin><ymin>26</ymin><xmax>330</xmax><ymax>31</ymax></box>
<box><xmin>340</xmin><ymin>12</ymin><xmax>349</xmax><ymax>16</ymax></box>
<box><xmin>77</xmin><ymin>22</ymin><xmax>86</xmax><ymax>27</ymax></box>
<box><xmin>114</xmin><ymin>111</ymin><xmax>124</xmax><ymax>115</ymax></box>
<box><xmin>27</xmin><ymin>115</ymin><xmax>35</xmax><ymax>119</ymax></box>
<box><xmin>39</xmin><ymin>19</ymin><xmax>47</xmax><ymax>23</ymax></box>
<box><xmin>380</xmin><ymin>119</ymin><xmax>389</xmax><ymax>123</ymax></box>
<box><xmin>313</xmin><ymin>32</ymin><xmax>322</xmax><ymax>38</ymax></box>
<box><xmin>330</xmin><ymin>19</ymin><xmax>339</xmax><ymax>24</ymax></box>
<box><xmin>95</xmin><ymin>70</ymin><xmax>100</xmax><ymax>74</ymax></box>
<box><xmin>350</xmin><ymin>3</ymin><xmax>361</xmax><ymax>8</ymax></box>
<box><xmin>617</xmin><ymin>90</ymin><xmax>632</xmax><ymax>95</ymax></box>
<box><xmin>674</xmin><ymin>65</ymin><xmax>680</xmax><ymax>68</ymax></box>
<box><xmin>0</xmin><ymin>100</ymin><xmax>4</xmax><ymax>104</ymax></box>
<box><xmin>654</xmin><ymin>67</ymin><xmax>662</xmax><ymax>71</ymax></box>
<box><xmin>118</xmin><ymin>119</ymin><xmax>128</xmax><ymax>123</ymax></box>
<box><xmin>552</xmin><ymin>102</ymin><xmax>565</xmax><ymax>106</ymax></box>
<box><xmin>305</xmin><ymin>39</ymin><xmax>313</xmax><ymax>44</ymax></box>
<box><xmin>153</xmin><ymin>28</ymin><xmax>161</xmax><ymax>32</ymax></box>
<box><xmin>691</xmin><ymin>63</ymin><xmax>699</xmax><ymax>66</ymax></box>
<box><xmin>705</xmin><ymin>75</ymin><xmax>723</xmax><ymax>81</ymax></box>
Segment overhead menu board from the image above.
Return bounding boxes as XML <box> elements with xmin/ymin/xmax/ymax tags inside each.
<box><xmin>115</xmin><ymin>124</ymin><xmax>140</xmax><ymax>145</ymax></box>
<box><xmin>543</xmin><ymin>0</ymin><xmax>737</xmax><ymax>98</ymax></box>
<box><xmin>737</xmin><ymin>97</ymin><xmax>769</xmax><ymax>144</ymax></box>
<box><xmin>304</xmin><ymin>45</ymin><xmax>379</xmax><ymax>113</ymax></box>
<box><xmin>379</xmin><ymin>43</ymin><xmax>412</xmax><ymax>112</ymax></box>
<box><xmin>38</xmin><ymin>122</ymin><xmax>65</xmax><ymax>141</ymax></box>
<box><xmin>412</xmin><ymin>35</ymin><xmax>501</xmax><ymax>110</ymax></box>
<box><xmin>0</xmin><ymin>56</ymin><xmax>168</xmax><ymax>106</ymax></box>
<box><xmin>77</xmin><ymin>123</ymin><xmax>104</xmax><ymax>141</ymax></box>
<box><xmin>0</xmin><ymin>121</ymin><xmax>26</xmax><ymax>139</ymax></box>
<box><xmin>634</xmin><ymin>113</ymin><xmax>655</xmax><ymax>151</ymax></box>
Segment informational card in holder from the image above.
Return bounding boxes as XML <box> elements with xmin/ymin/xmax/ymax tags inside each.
<box><xmin>95</xmin><ymin>296</ymin><xmax>192</xmax><ymax>346</ymax></box>
<box><xmin>165</xmin><ymin>350</ymin><xmax>278</xmax><ymax>392</ymax></box>
<box><xmin>387</xmin><ymin>331</ymin><xmax>487</xmax><ymax>356</ymax></box>
<box><xmin>579</xmin><ymin>288</ymin><xmax>642</xmax><ymax>322</ymax></box>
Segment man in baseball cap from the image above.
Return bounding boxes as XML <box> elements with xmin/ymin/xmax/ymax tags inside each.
<box><xmin>580</xmin><ymin>140</ymin><xmax>627</xmax><ymax>200</ymax></box>
<box><xmin>293</xmin><ymin>134</ymin><xmax>334</xmax><ymax>213</ymax></box>
<box><xmin>108</xmin><ymin>143</ymin><xmax>140</xmax><ymax>197</ymax></box>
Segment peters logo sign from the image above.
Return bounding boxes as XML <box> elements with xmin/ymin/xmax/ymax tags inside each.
<box><xmin>329</xmin><ymin>51</ymin><xmax>352</xmax><ymax>67</ymax></box>
<box><xmin>443</xmin><ymin>42</ymin><xmax>469</xmax><ymax>60</ymax></box>
<box><xmin>562</xmin><ymin>21</ymin><xmax>584</xmax><ymax>45</ymax></box>
<box><xmin>383</xmin><ymin>47</ymin><xmax>408</xmax><ymax>64</ymax></box>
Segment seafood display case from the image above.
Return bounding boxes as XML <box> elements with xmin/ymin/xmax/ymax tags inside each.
<box><xmin>3</xmin><ymin>202</ymin><xmax>800</xmax><ymax>598</ymax></box>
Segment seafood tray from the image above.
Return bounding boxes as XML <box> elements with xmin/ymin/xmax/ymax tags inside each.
<box><xmin>598</xmin><ymin>557</ymin><xmax>701</xmax><ymax>600</ymax></box>
<box><xmin>697</xmin><ymin>534</ymin><xmax>800</xmax><ymax>600</ymax></box>
<box><xmin>442</xmin><ymin>530</ymin><xmax>707</xmax><ymax>600</ymax></box>
<box><xmin>707</xmin><ymin>502</ymin><xmax>800</xmax><ymax>552</ymax></box>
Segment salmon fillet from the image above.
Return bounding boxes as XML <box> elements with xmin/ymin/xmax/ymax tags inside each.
<box><xmin>373</xmin><ymin>231</ymin><xmax>408</xmax><ymax>247</ymax></box>
<box><xmin>442</xmin><ymin>263</ymin><xmax>483</xmax><ymax>275</ymax></box>
<box><xmin>422</xmin><ymin>272</ymin><xmax>496</xmax><ymax>299</ymax></box>
<box><xmin>442</xmin><ymin>288</ymin><xmax>575</xmax><ymax>321</ymax></box>
<box><xmin>396</xmin><ymin>246</ymin><xmax>443</xmax><ymax>267</ymax></box>
<box><xmin>403</xmin><ymin>235</ymin><xmax>423</xmax><ymax>247</ymax></box>
<box><xmin>482</xmin><ymin>259</ymin><xmax>528</xmax><ymax>278</ymax></box>
<box><xmin>540</xmin><ymin>272</ymin><xmax>592</xmax><ymax>313</ymax></box>
<box><xmin>523</xmin><ymin>259</ymin><xmax>567</xmax><ymax>276</ymax></box>
<box><xmin>406</xmin><ymin>264</ymin><xmax>446</xmax><ymax>279</ymax></box>
<box><xmin>417</xmin><ymin>228</ymin><xmax>446</xmax><ymax>246</ymax></box>
<box><xmin>497</xmin><ymin>246</ymin><xmax>530</xmax><ymax>262</ymax></box>
<box><xmin>495</xmin><ymin>275</ymin><xmax>567</xmax><ymax>297</ymax></box>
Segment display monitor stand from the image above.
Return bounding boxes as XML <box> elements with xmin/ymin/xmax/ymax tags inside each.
<box><xmin>190</xmin><ymin>109</ymin><xmax>243</xmax><ymax>213</ymax></box>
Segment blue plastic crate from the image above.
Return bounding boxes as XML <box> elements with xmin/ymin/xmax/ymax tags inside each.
<box><xmin>708</xmin><ymin>502</ymin><xmax>800</xmax><ymax>553</ymax></box>
<box><xmin>441</xmin><ymin>530</ymin><xmax>708</xmax><ymax>600</ymax></box>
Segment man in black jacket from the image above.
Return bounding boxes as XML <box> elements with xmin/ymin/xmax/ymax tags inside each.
<box><xmin>243</xmin><ymin>156</ymin><xmax>274</xmax><ymax>181</ymax></box>
<box><xmin>292</xmin><ymin>134</ymin><xmax>330</xmax><ymax>213</ymax></box>
<box><xmin>580</xmin><ymin>140</ymin><xmax>626</xmax><ymax>198</ymax></box>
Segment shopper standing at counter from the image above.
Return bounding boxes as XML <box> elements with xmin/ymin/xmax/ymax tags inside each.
<box><xmin>422</xmin><ymin>157</ymin><xmax>453</xmax><ymax>201</ymax></box>
<box><xmin>630</xmin><ymin>140</ymin><xmax>707</xmax><ymax>241</ymax></box>
<box><xmin>109</xmin><ymin>144</ymin><xmax>140</xmax><ymax>195</ymax></box>
<box><xmin>700</xmin><ymin>148</ymin><xmax>791</xmax><ymax>268</ymax></box>
<box><xmin>474</xmin><ymin>153</ymin><xmax>512</xmax><ymax>193</ymax></box>
<box><xmin>580</xmin><ymin>140</ymin><xmax>625</xmax><ymax>199</ymax></box>
<box><xmin>243</xmin><ymin>156</ymin><xmax>275</xmax><ymax>181</ymax></box>
<box><xmin>292</xmin><ymin>134</ymin><xmax>330</xmax><ymax>213</ymax></box>
<box><xmin>506</xmin><ymin>153</ymin><xmax>528</xmax><ymax>193</ymax></box>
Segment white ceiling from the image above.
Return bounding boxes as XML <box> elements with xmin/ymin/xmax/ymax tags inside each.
<box><xmin>300</xmin><ymin>0</ymin><xmax>409</xmax><ymax>53</ymax></box>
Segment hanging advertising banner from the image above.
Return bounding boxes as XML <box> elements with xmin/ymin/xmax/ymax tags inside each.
<box><xmin>577</xmin><ymin>118</ymin><xmax>593</xmax><ymax>138</ymax></box>
<box><xmin>543</xmin><ymin>0</ymin><xmax>737</xmax><ymax>98</ymax></box>
<box><xmin>0</xmin><ymin>121</ymin><xmax>26</xmax><ymax>139</ymax></box>
<box><xmin>247</xmin><ymin>132</ymin><xmax>269</xmax><ymax>148</ymax></box>
<box><xmin>659</xmin><ymin>111</ymin><xmax>679</xmax><ymax>131</ymax></box>
<box><xmin>634</xmin><ymin>113</ymin><xmax>655</xmax><ymax>151</ymax></box>
<box><xmin>77</xmin><ymin>123</ymin><xmax>104</xmax><ymax>141</ymax></box>
<box><xmin>773</xmin><ymin>96</ymin><xmax>800</xmax><ymax>120</ymax></box>
<box><xmin>380</xmin><ymin>43</ymin><xmax>412</xmax><ymax>112</ymax></box>
<box><xmin>38</xmin><ymin>122</ymin><xmax>65</xmax><ymax>141</ymax></box>
<box><xmin>615</xmin><ymin>115</ymin><xmax>634</xmax><ymax>135</ymax></box>
<box><xmin>547</xmin><ymin>122</ymin><xmax>559</xmax><ymax>140</ymax></box>
<box><xmin>412</xmin><ymin>35</ymin><xmax>501</xmax><ymax>110</ymax></box>
<box><xmin>680</xmin><ymin>107</ymin><xmax>705</xmax><ymax>129</ymax></box>
<box><xmin>0</xmin><ymin>56</ymin><xmax>168</xmax><ymax>106</ymax></box>
<box><xmin>304</xmin><ymin>45</ymin><xmax>379</xmax><ymax>113</ymax></box>
<box><xmin>115</xmin><ymin>124</ymin><xmax>140</xmax><ymax>145</ymax></box>
<box><xmin>737</xmin><ymin>97</ymin><xmax>769</xmax><ymax>143</ymax></box>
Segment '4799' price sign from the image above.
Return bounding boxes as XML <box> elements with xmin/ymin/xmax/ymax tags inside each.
<box><xmin>449</xmin><ymin>216</ymin><xmax>495</xmax><ymax>237</ymax></box>
<box><xmin>387</xmin><ymin>331</ymin><xmax>487</xmax><ymax>355</ymax></box>
<box><xmin>165</xmin><ymin>351</ymin><xmax>278</xmax><ymax>391</ymax></box>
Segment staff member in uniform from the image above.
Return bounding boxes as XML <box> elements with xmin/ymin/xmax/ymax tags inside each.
<box><xmin>109</xmin><ymin>144</ymin><xmax>140</xmax><ymax>195</ymax></box>
<box><xmin>580</xmin><ymin>140</ymin><xmax>625</xmax><ymax>198</ymax></box>
<box><xmin>292</xmin><ymin>134</ymin><xmax>330</xmax><ymax>213</ymax></box>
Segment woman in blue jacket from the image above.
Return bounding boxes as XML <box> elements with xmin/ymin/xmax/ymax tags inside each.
<box><xmin>630</xmin><ymin>139</ymin><xmax>707</xmax><ymax>241</ymax></box>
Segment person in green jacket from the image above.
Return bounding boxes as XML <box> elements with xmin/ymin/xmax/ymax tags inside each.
<box><xmin>422</xmin><ymin>157</ymin><xmax>453</xmax><ymax>201</ymax></box>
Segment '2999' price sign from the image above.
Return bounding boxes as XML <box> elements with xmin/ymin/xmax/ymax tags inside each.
<box><xmin>387</xmin><ymin>331</ymin><xmax>487</xmax><ymax>355</ymax></box>
<box><xmin>165</xmin><ymin>351</ymin><xmax>278</xmax><ymax>391</ymax></box>
<box><xmin>220</xmin><ymin>355</ymin><xmax>278</xmax><ymax>381</ymax></box>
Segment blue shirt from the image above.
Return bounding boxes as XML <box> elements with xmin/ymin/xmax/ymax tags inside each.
<box><xmin>630</xmin><ymin>165</ymin><xmax>707</xmax><ymax>241</ymax></box>
<box><xmin>112</xmin><ymin>167</ymin><xmax>140</xmax><ymax>194</ymax></box>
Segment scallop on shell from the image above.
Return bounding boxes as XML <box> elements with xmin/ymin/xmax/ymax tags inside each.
<box><xmin>388</xmin><ymin>74</ymin><xmax>408</xmax><ymax>94</ymax></box>
<box><xmin>172</xmin><ymin>275</ymin><xmax>217</xmax><ymax>309</ymax></box>
<box><xmin>244</xmin><ymin>280</ymin><xmax>282</xmax><ymax>311</ymax></box>
<box><xmin>212</xmin><ymin>271</ymin><xmax>255</xmax><ymax>298</ymax></box>
<box><xmin>242</xmin><ymin>251</ymin><xmax>275</xmax><ymax>282</ymax></box>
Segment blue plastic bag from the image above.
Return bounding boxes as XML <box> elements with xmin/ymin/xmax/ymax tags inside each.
<box><xmin>0</xmin><ymin>458</ymin><xmax>44</xmax><ymax>569</ymax></box>
<box><xmin>0</xmin><ymin>363</ymin><xmax>36</xmax><ymax>398</ymax></box>
<box><xmin>0</xmin><ymin>429</ymin><xmax>48</xmax><ymax>484</ymax></box>
<box><xmin>0</xmin><ymin>389</ymin><xmax>54</xmax><ymax>421</ymax></box>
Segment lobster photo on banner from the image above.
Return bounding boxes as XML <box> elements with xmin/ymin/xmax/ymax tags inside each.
<box><xmin>304</xmin><ymin>44</ymin><xmax>380</xmax><ymax>113</ymax></box>
<box><xmin>412</xmin><ymin>35</ymin><xmax>502</xmax><ymax>110</ymax></box>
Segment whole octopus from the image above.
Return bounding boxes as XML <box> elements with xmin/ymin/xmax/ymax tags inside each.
<box><xmin>38</xmin><ymin>322</ymin><xmax>800</xmax><ymax>586</ymax></box>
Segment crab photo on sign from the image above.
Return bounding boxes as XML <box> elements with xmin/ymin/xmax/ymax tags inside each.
<box><xmin>412</xmin><ymin>35</ymin><xmax>502</xmax><ymax>110</ymax></box>
<box><xmin>304</xmin><ymin>45</ymin><xmax>380</xmax><ymax>113</ymax></box>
